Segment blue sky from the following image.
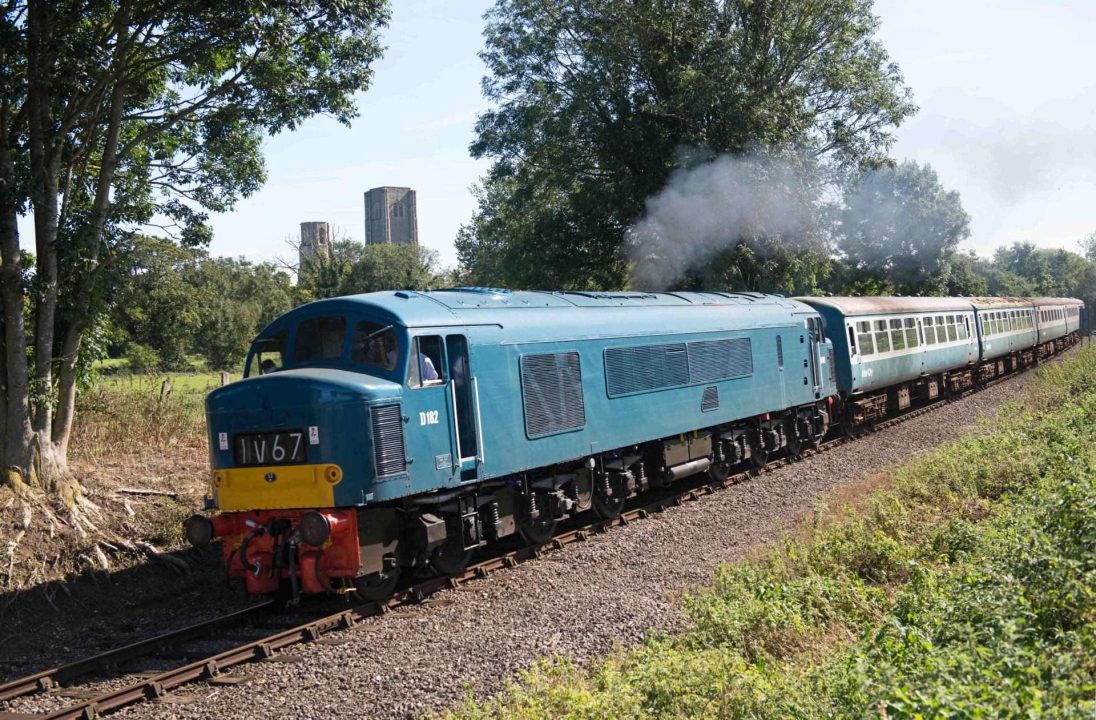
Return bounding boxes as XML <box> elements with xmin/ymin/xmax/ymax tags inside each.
<box><xmin>23</xmin><ymin>0</ymin><xmax>1096</xmax><ymax>269</ymax></box>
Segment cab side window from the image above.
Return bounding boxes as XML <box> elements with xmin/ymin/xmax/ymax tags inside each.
<box><xmin>407</xmin><ymin>336</ymin><xmax>447</xmax><ymax>388</ymax></box>
<box><xmin>351</xmin><ymin>321</ymin><xmax>400</xmax><ymax>372</ymax></box>
<box><xmin>294</xmin><ymin>317</ymin><xmax>346</xmax><ymax>363</ymax></box>
<box><xmin>248</xmin><ymin>331</ymin><xmax>287</xmax><ymax>377</ymax></box>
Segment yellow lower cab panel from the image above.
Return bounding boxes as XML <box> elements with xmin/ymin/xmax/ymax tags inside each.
<box><xmin>213</xmin><ymin>463</ymin><xmax>343</xmax><ymax>511</ymax></box>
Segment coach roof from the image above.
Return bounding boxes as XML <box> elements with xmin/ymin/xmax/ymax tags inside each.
<box><xmin>794</xmin><ymin>296</ymin><xmax>974</xmax><ymax>316</ymax></box>
<box><xmin>1028</xmin><ymin>297</ymin><xmax>1084</xmax><ymax>307</ymax></box>
<box><xmin>966</xmin><ymin>296</ymin><xmax>1036</xmax><ymax>310</ymax></box>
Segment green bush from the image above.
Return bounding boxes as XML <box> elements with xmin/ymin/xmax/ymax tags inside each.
<box><xmin>445</xmin><ymin>346</ymin><xmax>1096</xmax><ymax>719</ymax></box>
<box><xmin>124</xmin><ymin>342</ymin><xmax>161</xmax><ymax>373</ymax></box>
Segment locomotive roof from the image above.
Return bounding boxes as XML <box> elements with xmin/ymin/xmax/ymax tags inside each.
<box><xmin>274</xmin><ymin>288</ymin><xmax>812</xmax><ymax>332</ymax></box>
<box><xmin>794</xmin><ymin>296</ymin><xmax>974</xmax><ymax>315</ymax></box>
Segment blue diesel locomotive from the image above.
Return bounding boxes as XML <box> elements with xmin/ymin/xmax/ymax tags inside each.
<box><xmin>185</xmin><ymin>289</ymin><xmax>835</xmax><ymax>599</ymax></box>
<box><xmin>184</xmin><ymin>289</ymin><xmax>1083</xmax><ymax>601</ymax></box>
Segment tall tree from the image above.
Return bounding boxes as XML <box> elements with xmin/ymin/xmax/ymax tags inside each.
<box><xmin>1081</xmin><ymin>232</ymin><xmax>1096</xmax><ymax>263</ymax></box>
<box><xmin>296</xmin><ymin>241</ymin><xmax>441</xmax><ymax>302</ymax></box>
<box><xmin>0</xmin><ymin>1</ymin><xmax>388</xmax><ymax>505</ymax></box>
<box><xmin>193</xmin><ymin>257</ymin><xmax>293</xmax><ymax>371</ymax></box>
<box><xmin>839</xmin><ymin>160</ymin><xmax>970</xmax><ymax>295</ymax></box>
<box><xmin>459</xmin><ymin>0</ymin><xmax>915</xmax><ymax>290</ymax></box>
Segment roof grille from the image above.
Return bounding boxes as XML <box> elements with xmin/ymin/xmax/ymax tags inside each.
<box><xmin>371</xmin><ymin>404</ymin><xmax>406</xmax><ymax>477</ymax></box>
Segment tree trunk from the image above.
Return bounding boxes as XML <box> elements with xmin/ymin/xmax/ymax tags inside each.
<box><xmin>27</xmin><ymin>0</ymin><xmax>61</xmax><ymax>463</ymax></box>
<box><xmin>51</xmin><ymin>320</ymin><xmax>83</xmax><ymax>457</ymax></box>
<box><xmin>0</xmin><ymin>197</ymin><xmax>33</xmax><ymax>493</ymax></box>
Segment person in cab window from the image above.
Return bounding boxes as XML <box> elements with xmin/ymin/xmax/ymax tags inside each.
<box><xmin>260</xmin><ymin>358</ymin><xmax>279</xmax><ymax>374</ymax></box>
<box><xmin>364</xmin><ymin>330</ymin><xmax>399</xmax><ymax>370</ymax></box>
<box><xmin>422</xmin><ymin>353</ymin><xmax>440</xmax><ymax>382</ymax></box>
<box><xmin>382</xmin><ymin>333</ymin><xmax>398</xmax><ymax>370</ymax></box>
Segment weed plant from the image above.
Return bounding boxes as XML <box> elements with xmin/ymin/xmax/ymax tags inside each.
<box><xmin>447</xmin><ymin>346</ymin><xmax>1096</xmax><ymax>719</ymax></box>
<box><xmin>71</xmin><ymin>375</ymin><xmax>208</xmax><ymax>458</ymax></box>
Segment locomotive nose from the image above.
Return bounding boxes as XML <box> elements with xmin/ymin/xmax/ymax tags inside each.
<box><xmin>205</xmin><ymin>368</ymin><xmax>401</xmax><ymax>512</ymax></box>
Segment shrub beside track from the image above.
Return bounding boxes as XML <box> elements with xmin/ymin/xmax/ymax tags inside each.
<box><xmin>445</xmin><ymin>345</ymin><xmax>1096</xmax><ymax>719</ymax></box>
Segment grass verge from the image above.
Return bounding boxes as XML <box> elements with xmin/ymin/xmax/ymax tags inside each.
<box><xmin>445</xmin><ymin>346</ymin><xmax>1096</xmax><ymax>719</ymax></box>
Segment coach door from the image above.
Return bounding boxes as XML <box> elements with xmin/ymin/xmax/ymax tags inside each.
<box><xmin>446</xmin><ymin>335</ymin><xmax>483</xmax><ymax>482</ymax></box>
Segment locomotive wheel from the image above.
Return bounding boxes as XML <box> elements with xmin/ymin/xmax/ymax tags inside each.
<box><xmin>749</xmin><ymin>446</ymin><xmax>769</xmax><ymax>471</ymax></box>
<box><xmin>517</xmin><ymin>495</ymin><xmax>557</xmax><ymax>545</ymax></box>
<box><xmin>592</xmin><ymin>489</ymin><xmax>625</xmax><ymax>520</ymax></box>
<box><xmin>592</xmin><ymin>475</ymin><xmax>625</xmax><ymax>519</ymax></box>
<box><xmin>429</xmin><ymin>539</ymin><xmax>473</xmax><ymax>577</ymax></box>
<box><xmin>786</xmin><ymin>433</ymin><xmax>803</xmax><ymax>460</ymax></box>
<box><xmin>708</xmin><ymin>459</ymin><xmax>735</xmax><ymax>483</ymax></box>
<box><xmin>353</xmin><ymin>565</ymin><xmax>401</xmax><ymax>602</ymax></box>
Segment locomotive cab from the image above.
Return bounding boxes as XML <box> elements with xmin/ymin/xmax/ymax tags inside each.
<box><xmin>188</xmin><ymin>307</ymin><xmax>417</xmax><ymax>597</ymax></box>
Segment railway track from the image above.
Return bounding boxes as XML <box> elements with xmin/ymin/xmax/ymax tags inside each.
<box><xmin>0</xmin><ymin>354</ymin><xmax>1061</xmax><ymax>720</ymax></box>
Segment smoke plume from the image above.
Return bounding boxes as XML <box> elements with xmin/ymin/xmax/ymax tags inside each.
<box><xmin>626</xmin><ymin>152</ymin><xmax>819</xmax><ymax>291</ymax></box>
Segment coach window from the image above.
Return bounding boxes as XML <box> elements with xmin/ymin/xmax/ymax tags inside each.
<box><xmin>903</xmin><ymin>318</ymin><xmax>918</xmax><ymax>348</ymax></box>
<box><xmin>350</xmin><ymin>321</ymin><xmax>400</xmax><ymax>372</ymax></box>
<box><xmin>945</xmin><ymin>315</ymin><xmax>958</xmax><ymax>342</ymax></box>
<box><xmin>874</xmin><ymin>320</ymin><xmax>891</xmax><ymax>353</ymax></box>
<box><xmin>959</xmin><ymin>316</ymin><xmax>970</xmax><ymax>340</ymax></box>
<box><xmin>889</xmin><ymin>318</ymin><xmax>906</xmax><ymax>351</ymax></box>
<box><xmin>856</xmin><ymin>321</ymin><xmax>874</xmax><ymax>355</ymax></box>
<box><xmin>923</xmin><ymin>317</ymin><xmax>936</xmax><ymax>344</ymax></box>
<box><xmin>294</xmin><ymin>317</ymin><xmax>347</xmax><ymax>364</ymax></box>
<box><xmin>407</xmin><ymin>336</ymin><xmax>447</xmax><ymax>388</ymax></box>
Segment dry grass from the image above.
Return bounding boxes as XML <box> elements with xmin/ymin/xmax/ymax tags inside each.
<box><xmin>1</xmin><ymin>377</ymin><xmax>210</xmax><ymax>593</ymax></box>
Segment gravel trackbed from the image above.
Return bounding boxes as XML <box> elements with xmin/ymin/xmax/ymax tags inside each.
<box><xmin>106</xmin><ymin>372</ymin><xmax>1028</xmax><ymax>720</ymax></box>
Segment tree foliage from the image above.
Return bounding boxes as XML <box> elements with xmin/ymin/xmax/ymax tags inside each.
<box><xmin>109</xmin><ymin>236</ymin><xmax>294</xmax><ymax>372</ymax></box>
<box><xmin>838</xmin><ymin>160</ymin><xmax>970</xmax><ymax>295</ymax></box>
<box><xmin>459</xmin><ymin>0</ymin><xmax>916</xmax><ymax>290</ymax></box>
<box><xmin>296</xmin><ymin>242</ymin><xmax>443</xmax><ymax>302</ymax></box>
<box><xmin>0</xmin><ymin>0</ymin><xmax>389</xmax><ymax>497</ymax></box>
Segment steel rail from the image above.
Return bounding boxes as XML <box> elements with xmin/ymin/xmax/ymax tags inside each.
<box><xmin>0</xmin><ymin>602</ymin><xmax>274</xmax><ymax>704</ymax></box>
<box><xmin>4</xmin><ymin>343</ymin><xmax>1075</xmax><ymax>720</ymax></box>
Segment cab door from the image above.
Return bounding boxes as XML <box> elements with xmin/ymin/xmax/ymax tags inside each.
<box><xmin>401</xmin><ymin>334</ymin><xmax>459</xmax><ymax>488</ymax></box>
<box><xmin>446</xmin><ymin>335</ymin><xmax>483</xmax><ymax>482</ymax></box>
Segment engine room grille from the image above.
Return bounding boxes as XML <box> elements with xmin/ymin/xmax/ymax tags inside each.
<box><xmin>605</xmin><ymin>343</ymin><xmax>689</xmax><ymax>397</ymax></box>
<box><xmin>520</xmin><ymin>352</ymin><xmax>586</xmax><ymax>438</ymax></box>
<box><xmin>701</xmin><ymin>386</ymin><xmax>719</xmax><ymax>412</ymax></box>
<box><xmin>688</xmin><ymin>338</ymin><xmax>753</xmax><ymax>383</ymax></box>
<box><xmin>371</xmin><ymin>404</ymin><xmax>406</xmax><ymax>477</ymax></box>
<box><xmin>605</xmin><ymin>338</ymin><xmax>754</xmax><ymax>397</ymax></box>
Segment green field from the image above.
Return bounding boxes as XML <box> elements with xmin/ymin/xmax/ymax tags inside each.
<box><xmin>446</xmin><ymin>346</ymin><xmax>1096</xmax><ymax>719</ymax></box>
